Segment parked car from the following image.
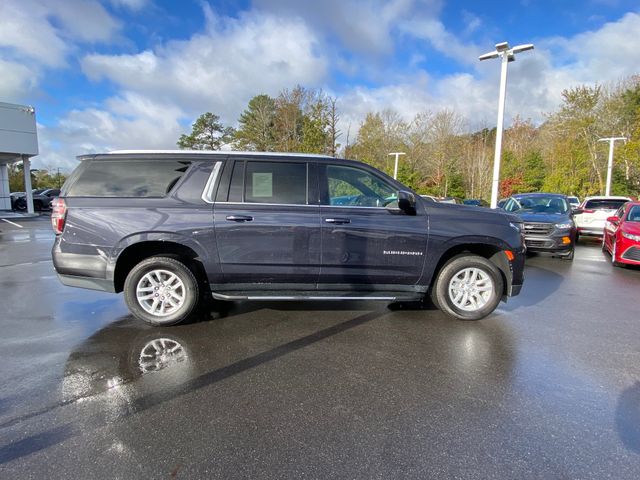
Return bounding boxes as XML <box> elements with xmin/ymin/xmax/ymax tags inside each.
<box><xmin>9</xmin><ymin>192</ymin><xmax>25</xmax><ymax>210</ymax></box>
<box><xmin>503</xmin><ymin>193</ymin><xmax>578</xmax><ymax>259</ymax></box>
<box><xmin>52</xmin><ymin>151</ymin><xmax>525</xmax><ymax>326</ymax></box>
<box><xmin>497</xmin><ymin>199</ymin><xmax>508</xmax><ymax>209</ymax></box>
<box><xmin>14</xmin><ymin>188</ymin><xmax>61</xmax><ymax>211</ymax></box>
<box><xmin>438</xmin><ymin>196</ymin><xmax>462</xmax><ymax>204</ymax></box>
<box><xmin>567</xmin><ymin>196</ymin><xmax>580</xmax><ymax>210</ymax></box>
<box><xmin>602</xmin><ymin>201</ymin><xmax>640</xmax><ymax>267</ymax></box>
<box><xmin>463</xmin><ymin>199</ymin><xmax>489</xmax><ymax>207</ymax></box>
<box><xmin>574</xmin><ymin>196</ymin><xmax>632</xmax><ymax>239</ymax></box>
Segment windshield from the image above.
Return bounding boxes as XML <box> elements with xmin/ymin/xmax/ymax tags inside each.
<box><xmin>627</xmin><ymin>205</ymin><xmax>640</xmax><ymax>222</ymax></box>
<box><xmin>506</xmin><ymin>195</ymin><xmax>569</xmax><ymax>214</ymax></box>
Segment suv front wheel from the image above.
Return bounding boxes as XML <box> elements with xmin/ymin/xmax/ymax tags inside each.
<box><xmin>432</xmin><ymin>254</ymin><xmax>503</xmax><ymax>321</ymax></box>
<box><xmin>124</xmin><ymin>256</ymin><xmax>200</xmax><ymax>326</ymax></box>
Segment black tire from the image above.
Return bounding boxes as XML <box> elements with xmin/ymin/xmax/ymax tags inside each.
<box><xmin>575</xmin><ymin>232</ymin><xmax>580</xmax><ymax>244</ymax></box>
<box><xmin>124</xmin><ymin>256</ymin><xmax>200</xmax><ymax>326</ymax></box>
<box><xmin>431</xmin><ymin>254</ymin><xmax>504</xmax><ymax>321</ymax></box>
<box><xmin>34</xmin><ymin>200</ymin><xmax>42</xmax><ymax>211</ymax></box>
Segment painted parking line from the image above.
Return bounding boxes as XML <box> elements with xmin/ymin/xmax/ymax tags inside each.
<box><xmin>1</xmin><ymin>219</ymin><xmax>23</xmax><ymax>228</ymax></box>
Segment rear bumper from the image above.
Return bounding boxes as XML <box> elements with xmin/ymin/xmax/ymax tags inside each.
<box><xmin>57</xmin><ymin>274</ymin><xmax>115</xmax><ymax>293</ymax></box>
<box><xmin>52</xmin><ymin>236</ymin><xmax>115</xmax><ymax>291</ymax></box>
<box><xmin>577</xmin><ymin>227</ymin><xmax>604</xmax><ymax>237</ymax></box>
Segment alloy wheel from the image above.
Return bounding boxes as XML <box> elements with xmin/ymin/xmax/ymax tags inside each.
<box><xmin>136</xmin><ymin>269</ymin><xmax>186</xmax><ymax>317</ymax></box>
<box><xmin>448</xmin><ymin>267</ymin><xmax>494</xmax><ymax>312</ymax></box>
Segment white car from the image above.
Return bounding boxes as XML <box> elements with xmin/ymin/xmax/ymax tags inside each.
<box><xmin>567</xmin><ymin>196</ymin><xmax>580</xmax><ymax>209</ymax></box>
<box><xmin>574</xmin><ymin>196</ymin><xmax>632</xmax><ymax>238</ymax></box>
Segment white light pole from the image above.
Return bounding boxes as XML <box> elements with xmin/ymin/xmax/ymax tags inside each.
<box><xmin>479</xmin><ymin>42</ymin><xmax>534</xmax><ymax>208</ymax></box>
<box><xmin>388</xmin><ymin>152</ymin><xmax>405</xmax><ymax>179</ymax></box>
<box><xmin>598</xmin><ymin>137</ymin><xmax>627</xmax><ymax>196</ymax></box>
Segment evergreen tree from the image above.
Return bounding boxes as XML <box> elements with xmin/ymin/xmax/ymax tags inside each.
<box><xmin>234</xmin><ymin>95</ymin><xmax>277</xmax><ymax>151</ymax></box>
<box><xmin>177</xmin><ymin>112</ymin><xmax>234</xmax><ymax>150</ymax></box>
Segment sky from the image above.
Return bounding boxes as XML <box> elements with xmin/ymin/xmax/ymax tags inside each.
<box><xmin>1</xmin><ymin>0</ymin><xmax>639</xmax><ymax>171</ymax></box>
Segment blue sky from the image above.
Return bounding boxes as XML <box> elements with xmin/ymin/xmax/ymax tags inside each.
<box><xmin>1</xmin><ymin>0</ymin><xmax>639</xmax><ymax>170</ymax></box>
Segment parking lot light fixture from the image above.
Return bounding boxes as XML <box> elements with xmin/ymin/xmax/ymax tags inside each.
<box><xmin>479</xmin><ymin>42</ymin><xmax>534</xmax><ymax>208</ymax></box>
<box><xmin>598</xmin><ymin>137</ymin><xmax>627</xmax><ymax>196</ymax></box>
<box><xmin>388</xmin><ymin>152</ymin><xmax>406</xmax><ymax>179</ymax></box>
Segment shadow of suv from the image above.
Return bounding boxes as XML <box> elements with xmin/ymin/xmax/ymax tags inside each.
<box><xmin>52</xmin><ymin>151</ymin><xmax>525</xmax><ymax>326</ymax></box>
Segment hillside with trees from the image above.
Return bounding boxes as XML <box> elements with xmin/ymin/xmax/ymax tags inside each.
<box><xmin>179</xmin><ymin>76</ymin><xmax>640</xmax><ymax>200</ymax></box>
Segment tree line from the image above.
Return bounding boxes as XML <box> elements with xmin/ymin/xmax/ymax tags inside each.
<box><xmin>179</xmin><ymin>77</ymin><xmax>640</xmax><ymax>200</ymax></box>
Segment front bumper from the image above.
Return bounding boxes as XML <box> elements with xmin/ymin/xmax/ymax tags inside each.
<box><xmin>524</xmin><ymin>232</ymin><xmax>574</xmax><ymax>253</ymax></box>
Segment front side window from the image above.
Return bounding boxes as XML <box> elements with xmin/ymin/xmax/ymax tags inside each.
<box><xmin>324</xmin><ymin>165</ymin><xmax>396</xmax><ymax>208</ymax></box>
<box><xmin>235</xmin><ymin>161</ymin><xmax>307</xmax><ymax>205</ymax></box>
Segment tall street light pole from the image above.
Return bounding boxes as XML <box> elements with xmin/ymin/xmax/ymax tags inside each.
<box><xmin>479</xmin><ymin>42</ymin><xmax>534</xmax><ymax>208</ymax></box>
<box><xmin>598</xmin><ymin>137</ymin><xmax>627</xmax><ymax>196</ymax></box>
<box><xmin>388</xmin><ymin>152</ymin><xmax>405</xmax><ymax>179</ymax></box>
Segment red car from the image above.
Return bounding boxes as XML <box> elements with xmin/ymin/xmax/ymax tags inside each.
<box><xmin>602</xmin><ymin>201</ymin><xmax>640</xmax><ymax>266</ymax></box>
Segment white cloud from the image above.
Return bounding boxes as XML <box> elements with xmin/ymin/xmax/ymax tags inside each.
<box><xmin>0</xmin><ymin>0</ymin><xmax>120</xmax><ymax>67</ymax></box>
<box><xmin>109</xmin><ymin>0</ymin><xmax>150</xmax><ymax>11</ymax></box>
<box><xmin>399</xmin><ymin>17</ymin><xmax>482</xmax><ymax>66</ymax></box>
<box><xmin>340</xmin><ymin>11</ymin><xmax>640</xmax><ymax>136</ymax></box>
<box><xmin>0</xmin><ymin>60</ymin><xmax>39</xmax><ymax>100</ymax></box>
<box><xmin>253</xmin><ymin>0</ymin><xmax>443</xmax><ymax>56</ymax></box>
<box><xmin>34</xmin><ymin>7</ymin><xmax>328</xmax><ymax>170</ymax></box>
<box><xmin>81</xmin><ymin>8</ymin><xmax>327</xmax><ymax>123</ymax></box>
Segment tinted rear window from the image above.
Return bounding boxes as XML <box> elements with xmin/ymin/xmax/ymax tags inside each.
<box><xmin>67</xmin><ymin>160</ymin><xmax>191</xmax><ymax>197</ymax></box>
<box><xmin>584</xmin><ymin>199</ymin><xmax>628</xmax><ymax>210</ymax></box>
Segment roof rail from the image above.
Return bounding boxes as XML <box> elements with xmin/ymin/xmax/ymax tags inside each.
<box><xmin>103</xmin><ymin>149</ymin><xmax>334</xmax><ymax>159</ymax></box>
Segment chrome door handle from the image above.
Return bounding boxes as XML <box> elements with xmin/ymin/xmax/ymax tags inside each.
<box><xmin>226</xmin><ymin>215</ymin><xmax>253</xmax><ymax>222</ymax></box>
<box><xmin>325</xmin><ymin>218</ymin><xmax>351</xmax><ymax>224</ymax></box>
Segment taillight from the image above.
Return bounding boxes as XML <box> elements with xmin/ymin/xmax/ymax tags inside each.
<box><xmin>51</xmin><ymin>198</ymin><xmax>67</xmax><ymax>234</ymax></box>
<box><xmin>582</xmin><ymin>209</ymin><xmax>595</xmax><ymax>214</ymax></box>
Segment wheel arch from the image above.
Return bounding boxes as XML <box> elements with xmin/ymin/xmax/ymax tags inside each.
<box><xmin>428</xmin><ymin>238</ymin><xmax>513</xmax><ymax>298</ymax></box>
<box><xmin>113</xmin><ymin>240</ymin><xmax>207</xmax><ymax>293</ymax></box>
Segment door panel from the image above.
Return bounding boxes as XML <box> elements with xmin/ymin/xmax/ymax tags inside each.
<box><xmin>213</xmin><ymin>159</ymin><xmax>321</xmax><ymax>285</ymax></box>
<box><xmin>214</xmin><ymin>203</ymin><xmax>321</xmax><ymax>284</ymax></box>
<box><xmin>318</xmin><ymin>163</ymin><xmax>428</xmax><ymax>286</ymax></box>
<box><xmin>319</xmin><ymin>206</ymin><xmax>428</xmax><ymax>285</ymax></box>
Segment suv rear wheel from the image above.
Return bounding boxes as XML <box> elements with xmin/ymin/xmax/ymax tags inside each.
<box><xmin>124</xmin><ymin>256</ymin><xmax>200</xmax><ymax>326</ymax></box>
<box><xmin>432</xmin><ymin>254</ymin><xmax>503</xmax><ymax>321</ymax></box>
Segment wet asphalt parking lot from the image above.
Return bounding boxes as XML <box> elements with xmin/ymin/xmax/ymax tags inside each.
<box><xmin>0</xmin><ymin>216</ymin><xmax>639</xmax><ymax>479</ymax></box>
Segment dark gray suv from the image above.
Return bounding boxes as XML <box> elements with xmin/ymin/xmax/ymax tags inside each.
<box><xmin>52</xmin><ymin>151</ymin><xmax>525</xmax><ymax>326</ymax></box>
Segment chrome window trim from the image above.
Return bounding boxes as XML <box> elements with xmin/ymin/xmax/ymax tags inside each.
<box><xmin>214</xmin><ymin>201</ymin><xmax>396</xmax><ymax>211</ymax></box>
<box><xmin>215</xmin><ymin>201</ymin><xmax>319</xmax><ymax>207</ymax></box>
<box><xmin>201</xmin><ymin>161</ymin><xmax>222</xmax><ymax>204</ymax></box>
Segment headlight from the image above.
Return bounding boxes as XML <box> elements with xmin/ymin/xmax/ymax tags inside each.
<box><xmin>622</xmin><ymin>231</ymin><xmax>640</xmax><ymax>242</ymax></box>
<box><xmin>555</xmin><ymin>222</ymin><xmax>573</xmax><ymax>229</ymax></box>
<box><xmin>509</xmin><ymin>222</ymin><xmax>522</xmax><ymax>232</ymax></box>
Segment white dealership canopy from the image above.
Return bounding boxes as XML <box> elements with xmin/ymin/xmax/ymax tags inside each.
<box><xmin>0</xmin><ymin>102</ymin><xmax>39</xmax><ymax>212</ymax></box>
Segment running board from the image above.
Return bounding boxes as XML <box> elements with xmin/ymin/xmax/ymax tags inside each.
<box><xmin>211</xmin><ymin>293</ymin><xmax>405</xmax><ymax>302</ymax></box>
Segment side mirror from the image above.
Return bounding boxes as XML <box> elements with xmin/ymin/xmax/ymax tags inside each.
<box><xmin>572</xmin><ymin>208</ymin><xmax>584</xmax><ymax>215</ymax></box>
<box><xmin>397</xmin><ymin>190</ymin><xmax>416</xmax><ymax>215</ymax></box>
<box><xmin>606</xmin><ymin>215</ymin><xmax>620</xmax><ymax>224</ymax></box>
